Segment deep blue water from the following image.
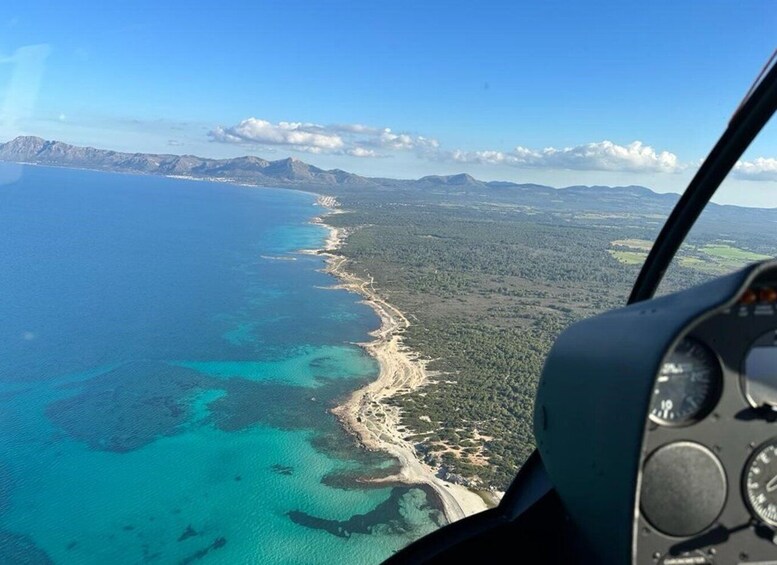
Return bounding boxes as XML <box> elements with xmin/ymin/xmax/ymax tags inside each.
<box><xmin>0</xmin><ymin>165</ymin><xmax>443</xmax><ymax>563</ymax></box>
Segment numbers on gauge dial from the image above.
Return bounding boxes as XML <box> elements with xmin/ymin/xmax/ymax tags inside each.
<box><xmin>648</xmin><ymin>337</ymin><xmax>721</xmax><ymax>426</ymax></box>
<box><xmin>745</xmin><ymin>441</ymin><xmax>777</xmax><ymax>527</ymax></box>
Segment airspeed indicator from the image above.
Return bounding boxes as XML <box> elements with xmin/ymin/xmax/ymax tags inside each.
<box><xmin>648</xmin><ymin>337</ymin><xmax>721</xmax><ymax>426</ymax></box>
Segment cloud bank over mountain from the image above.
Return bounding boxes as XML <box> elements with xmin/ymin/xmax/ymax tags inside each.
<box><xmin>209</xmin><ymin>118</ymin><xmax>692</xmax><ymax>175</ymax></box>
<box><xmin>733</xmin><ymin>157</ymin><xmax>777</xmax><ymax>181</ymax></box>
<box><xmin>209</xmin><ymin>118</ymin><xmax>438</xmax><ymax>157</ymax></box>
<box><xmin>447</xmin><ymin>140</ymin><xmax>682</xmax><ymax>173</ymax></box>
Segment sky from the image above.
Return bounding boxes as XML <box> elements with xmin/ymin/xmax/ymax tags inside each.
<box><xmin>0</xmin><ymin>1</ymin><xmax>775</xmax><ymax>206</ymax></box>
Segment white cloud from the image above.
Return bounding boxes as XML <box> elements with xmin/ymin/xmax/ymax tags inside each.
<box><xmin>733</xmin><ymin>157</ymin><xmax>777</xmax><ymax>181</ymax></box>
<box><xmin>377</xmin><ymin>128</ymin><xmax>439</xmax><ymax>152</ymax></box>
<box><xmin>208</xmin><ymin>117</ymin><xmax>696</xmax><ymax>176</ymax></box>
<box><xmin>209</xmin><ymin>118</ymin><xmax>344</xmax><ymax>153</ymax></box>
<box><xmin>346</xmin><ymin>147</ymin><xmax>377</xmax><ymax>158</ymax></box>
<box><xmin>209</xmin><ymin>118</ymin><xmax>439</xmax><ymax>158</ymax></box>
<box><xmin>448</xmin><ymin>140</ymin><xmax>682</xmax><ymax>173</ymax></box>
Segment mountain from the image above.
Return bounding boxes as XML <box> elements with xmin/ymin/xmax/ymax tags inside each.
<box><xmin>3</xmin><ymin>135</ymin><xmax>776</xmax><ymax>322</ymax></box>
<box><xmin>0</xmin><ymin>136</ymin><xmax>375</xmax><ymax>188</ymax></box>
<box><xmin>416</xmin><ymin>173</ymin><xmax>483</xmax><ymax>188</ymax></box>
<box><xmin>0</xmin><ymin>136</ymin><xmax>695</xmax><ymax>216</ymax></box>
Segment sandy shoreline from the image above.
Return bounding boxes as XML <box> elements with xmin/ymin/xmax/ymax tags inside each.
<box><xmin>310</xmin><ymin>195</ymin><xmax>488</xmax><ymax>524</ymax></box>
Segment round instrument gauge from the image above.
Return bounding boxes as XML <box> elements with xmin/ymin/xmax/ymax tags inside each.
<box><xmin>648</xmin><ymin>337</ymin><xmax>722</xmax><ymax>426</ymax></box>
<box><xmin>744</xmin><ymin>439</ymin><xmax>777</xmax><ymax>527</ymax></box>
<box><xmin>742</xmin><ymin>330</ymin><xmax>777</xmax><ymax>408</ymax></box>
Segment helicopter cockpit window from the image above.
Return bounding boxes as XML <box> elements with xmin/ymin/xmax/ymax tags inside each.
<box><xmin>655</xmin><ymin>119</ymin><xmax>777</xmax><ymax>297</ymax></box>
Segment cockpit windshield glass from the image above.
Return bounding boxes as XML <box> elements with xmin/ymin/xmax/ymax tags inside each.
<box><xmin>655</xmin><ymin>119</ymin><xmax>777</xmax><ymax>297</ymax></box>
<box><xmin>0</xmin><ymin>4</ymin><xmax>775</xmax><ymax>564</ymax></box>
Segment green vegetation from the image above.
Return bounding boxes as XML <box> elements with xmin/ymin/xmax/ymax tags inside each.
<box><xmin>678</xmin><ymin>256</ymin><xmax>707</xmax><ymax>268</ymax></box>
<box><xmin>320</xmin><ymin>184</ymin><xmax>776</xmax><ymax>490</ymax></box>
<box><xmin>701</xmin><ymin>244</ymin><xmax>770</xmax><ymax>262</ymax></box>
<box><xmin>662</xmin><ymin>242</ymin><xmax>773</xmax><ymax>277</ymax></box>
<box><xmin>608</xmin><ymin>250</ymin><xmax>647</xmax><ymax>265</ymax></box>
<box><xmin>611</xmin><ymin>238</ymin><xmax>653</xmax><ymax>251</ymax></box>
<box><xmin>610</xmin><ymin>239</ymin><xmax>773</xmax><ymax>277</ymax></box>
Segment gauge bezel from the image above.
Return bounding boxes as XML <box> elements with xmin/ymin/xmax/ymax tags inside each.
<box><xmin>742</xmin><ymin>438</ymin><xmax>777</xmax><ymax>528</ymax></box>
<box><xmin>740</xmin><ymin>329</ymin><xmax>777</xmax><ymax>409</ymax></box>
<box><xmin>640</xmin><ymin>440</ymin><xmax>728</xmax><ymax>537</ymax></box>
<box><xmin>648</xmin><ymin>336</ymin><xmax>723</xmax><ymax>427</ymax></box>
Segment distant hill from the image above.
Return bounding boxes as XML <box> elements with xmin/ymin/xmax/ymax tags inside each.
<box><xmin>2</xmin><ymin>136</ymin><xmax>772</xmax><ymax>225</ymax></box>
<box><xmin>0</xmin><ymin>136</ymin><xmax>663</xmax><ymax>196</ymax></box>
<box><xmin>0</xmin><ymin>136</ymin><xmax>376</xmax><ymax>189</ymax></box>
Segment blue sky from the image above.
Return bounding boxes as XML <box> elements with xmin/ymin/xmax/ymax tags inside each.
<box><xmin>1</xmin><ymin>1</ymin><xmax>775</xmax><ymax>205</ymax></box>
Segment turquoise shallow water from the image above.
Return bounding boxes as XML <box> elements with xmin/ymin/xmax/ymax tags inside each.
<box><xmin>0</xmin><ymin>165</ymin><xmax>443</xmax><ymax>563</ymax></box>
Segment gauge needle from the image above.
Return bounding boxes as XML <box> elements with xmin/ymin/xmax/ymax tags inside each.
<box><xmin>767</xmin><ymin>475</ymin><xmax>777</xmax><ymax>493</ymax></box>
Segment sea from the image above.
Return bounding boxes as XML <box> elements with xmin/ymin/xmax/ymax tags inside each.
<box><xmin>0</xmin><ymin>164</ymin><xmax>444</xmax><ymax>564</ymax></box>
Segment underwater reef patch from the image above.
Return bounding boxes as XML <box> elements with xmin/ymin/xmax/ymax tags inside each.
<box><xmin>287</xmin><ymin>486</ymin><xmax>445</xmax><ymax>538</ymax></box>
<box><xmin>0</xmin><ymin>530</ymin><xmax>54</xmax><ymax>564</ymax></box>
<box><xmin>45</xmin><ymin>361</ymin><xmax>215</xmax><ymax>452</ymax></box>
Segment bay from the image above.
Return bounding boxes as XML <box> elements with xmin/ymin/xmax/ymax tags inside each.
<box><xmin>0</xmin><ymin>164</ymin><xmax>442</xmax><ymax>564</ymax></box>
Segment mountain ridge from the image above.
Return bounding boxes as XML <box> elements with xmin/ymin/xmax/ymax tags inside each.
<box><xmin>0</xmin><ymin>135</ymin><xmax>381</xmax><ymax>188</ymax></box>
<box><xmin>1</xmin><ymin>135</ymin><xmax>668</xmax><ymax>197</ymax></box>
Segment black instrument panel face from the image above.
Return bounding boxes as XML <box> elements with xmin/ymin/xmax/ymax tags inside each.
<box><xmin>648</xmin><ymin>337</ymin><xmax>722</xmax><ymax>427</ymax></box>
<box><xmin>637</xmin><ymin>273</ymin><xmax>777</xmax><ymax>564</ymax></box>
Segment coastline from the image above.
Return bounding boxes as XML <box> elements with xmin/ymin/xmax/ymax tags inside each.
<box><xmin>311</xmin><ymin>195</ymin><xmax>489</xmax><ymax>524</ymax></box>
<box><xmin>7</xmin><ymin>156</ymin><xmax>490</xmax><ymax>524</ymax></box>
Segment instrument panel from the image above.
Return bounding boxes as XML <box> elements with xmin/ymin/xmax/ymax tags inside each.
<box><xmin>648</xmin><ymin>337</ymin><xmax>722</xmax><ymax>427</ymax></box>
<box><xmin>637</xmin><ymin>273</ymin><xmax>777</xmax><ymax>564</ymax></box>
